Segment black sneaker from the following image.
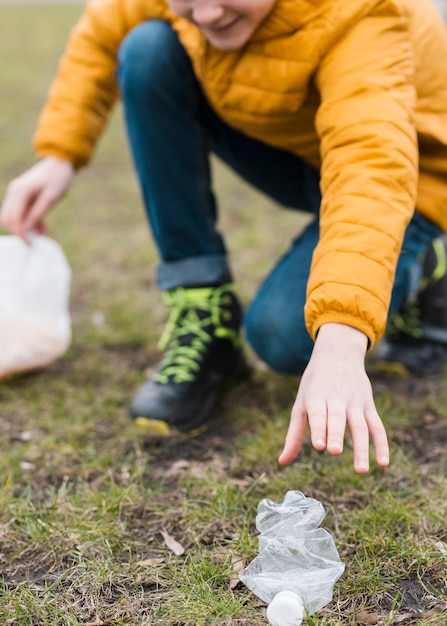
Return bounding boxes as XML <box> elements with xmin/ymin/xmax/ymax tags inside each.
<box><xmin>419</xmin><ymin>236</ymin><xmax>447</xmax><ymax>343</ymax></box>
<box><xmin>129</xmin><ymin>285</ymin><xmax>250</xmax><ymax>433</ymax></box>
<box><xmin>371</xmin><ymin>235</ymin><xmax>447</xmax><ymax>376</ymax></box>
<box><xmin>371</xmin><ymin>336</ymin><xmax>447</xmax><ymax>377</ymax></box>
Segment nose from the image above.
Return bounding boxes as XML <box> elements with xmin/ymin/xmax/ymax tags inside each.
<box><xmin>191</xmin><ymin>0</ymin><xmax>225</xmax><ymax>26</ymax></box>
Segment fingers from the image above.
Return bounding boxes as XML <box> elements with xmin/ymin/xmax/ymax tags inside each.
<box><xmin>0</xmin><ymin>179</ymin><xmax>35</xmax><ymax>240</ymax></box>
<box><xmin>310</xmin><ymin>405</ymin><xmax>367</xmax><ymax>469</ymax></box>
<box><xmin>1</xmin><ymin>179</ymin><xmax>53</xmax><ymax>241</ymax></box>
<box><xmin>278</xmin><ymin>402</ymin><xmax>308</xmax><ymax>465</ymax></box>
<box><xmin>347</xmin><ymin>414</ymin><xmax>370</xmax><ymax>473</ymax></box>
<box><xmin>22</xmin><ymin>187</ymin><xmax>56</xmax><ymax>234</ymax></box>
<box><xmin>281</xmin><ymin>402</ymin><xmax>390</xmax><ymax>473</ymax></box>
<box><xmin>346</xmin><ymin>399</ymin><xmax>389</xmax><ymax>472</ymax></box>
<box><xmin>279</xmin><ymin>399</ymin><xmax>346</xmax><ymax>465</ymax></box>
<box><xmin>325</xmin><ymin>405</ymin><xmax>346</xmax><ymax>456</ymax></box>
<box><xmin>0</xmin><ymin>157</ymin><xmax>75</xmax><ymax>240</ymax></box>
<box><xmin>365</xmin><ymin>406</ymin><xmax>390</xmax><ymax>468</ymax></box>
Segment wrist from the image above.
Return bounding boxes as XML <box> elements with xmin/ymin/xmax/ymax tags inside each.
<box><xmin>315</xmin><ymin>323</ymin><xmax>368</xmax><ymax>356</ymax></box>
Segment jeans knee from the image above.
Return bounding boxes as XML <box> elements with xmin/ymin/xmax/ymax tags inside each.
<box><xmin>244</xmin><ymin>302</ymin><xmax>311</xmax><ymax>375</ymax></box>
<box><xmin>117</xmin><ymin>20</ymin><xmax>180</xmax><ymax>95</ymax></box>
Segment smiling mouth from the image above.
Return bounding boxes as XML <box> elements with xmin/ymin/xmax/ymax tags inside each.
<box><xmin>207</xmin><ymin>17</ymin><xmax>239</xmax><ymax>33</ymax></box>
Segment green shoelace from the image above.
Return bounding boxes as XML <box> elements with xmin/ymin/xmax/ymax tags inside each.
<box><xmin>154</xmin><ymin>287</ymin><xmax>240</xmax><ymax>384</ymax></box>
<box><xmin>388</xmin><ymin>238</ymin><xmax>447</xmax><ymax>340</ymax></box>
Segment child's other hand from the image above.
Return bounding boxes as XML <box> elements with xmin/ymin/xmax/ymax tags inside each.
<box><xmin>0</xmin><ymin>156</ymin><xmax>75</xmax><ymax>242</ymax></box>
<box><xmin>278</xmin><ymin>323</ymin><xmax>390</xmax><ymax>474</ymax></box>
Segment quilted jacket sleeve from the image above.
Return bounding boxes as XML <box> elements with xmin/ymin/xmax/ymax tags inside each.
<box><xmin>33</xmin><ymin>0</ymin><xmax>151</xmax><ymax>168</ymax></box>
<box><xmin>306</xmin><ymin>4</ymin><xmax>418</xmax><ymax>348</ymax></box>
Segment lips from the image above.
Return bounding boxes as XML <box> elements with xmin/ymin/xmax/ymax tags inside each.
<box><xmin>207</xmin><ymin>16</ymin><xmax>239</xmax><ymax>33</ymax></box>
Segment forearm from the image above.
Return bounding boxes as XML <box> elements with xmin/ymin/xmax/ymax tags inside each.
<box><xmin>306</xmin><ymin>9</ymin><xmax>418</xmax><ymax>348</ymax></box>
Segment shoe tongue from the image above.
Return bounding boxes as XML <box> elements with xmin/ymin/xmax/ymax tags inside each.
<box><xmin>176</xmin><ymin>308</ymin><xmax>213</xmax><ymax>346</ymax></box>
<box><xmin>185</xmin><ymin>307</ymin><xmax>209</xmax><ymax>323</ymax></box>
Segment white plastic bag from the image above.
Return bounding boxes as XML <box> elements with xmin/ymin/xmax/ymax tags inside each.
<box><xmin>0</xmin><ymin>234</ymin><xmax>71</xmax><ymax>379</ymax></box>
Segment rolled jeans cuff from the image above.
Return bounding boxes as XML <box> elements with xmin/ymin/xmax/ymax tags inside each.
<box><xmin>156</xmin><ymin>254</ymin><xmax>233</xmax><ymax>291</ymax></box>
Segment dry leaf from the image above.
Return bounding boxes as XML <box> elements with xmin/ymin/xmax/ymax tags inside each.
<box><xmin>137</xmin><ymin>557</ymin><xmax>165</xmax><ymax>567</ymax></box>
<box><xmin>165</xmin><ymin>459</ymin><xmax>191</xmax><ymax>478</ymax></box>
<box><xmin>392</xmin><ymin>612</ymin><xmax>434</xmax><ymax>624</ymax></box>
<box><xmin>231</xmin><ymin>478</ymin><xmax>251</xmax><ymax>492</ymax></box>
<box><xmin>19</xmin><ymin>430</ymin><xmax>33</xmax><ymax>441</ymax></box>
<box><xmin>189</xmin><ymin>463</ymin><xmax>209</xmax><ymax>480</ymax></box>
<box><xmin>160</xmin><ymin>528</ymin><xmax>185</xmax><ymax>555</ymax></box>
<box><xmin>229</xmin><ymin>553</ymin><xmax>245</xmax><ymax>589</ymax></box>
<box><xmin>434</xmin><ymin>540</ymin><xmax>447</xmax><ymax>554</ymax></box>
<box><xmin>355</xmin><ymin>611</ymin><xmax>380</xmax><ymax>625</ymax></box>
<box><xmin>19</xmin><ymin>461</ymin><xmax>35</xmax><ymax>471</ymax></box>
<box><xmin>85</xmin><ymin>618</ymin><xmax>131</xmax><ymax>626</ymax></box>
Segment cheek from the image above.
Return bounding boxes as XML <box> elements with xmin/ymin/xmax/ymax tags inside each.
<box><xmin>252</xmin><ymin>0</ymin><xmax>275</xmax><ymax>23</ymax></box>
<box><xmin>168</xmin><ymin>0</ymin><xmax>189</xmax><ymax>19</ymax></box>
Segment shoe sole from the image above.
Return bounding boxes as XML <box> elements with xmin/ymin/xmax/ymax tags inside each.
<box><xmin>133</xmin><ymin>416</ymin><xmax>209</xmax><ymax>438</ymax></box>
<box><xmin>131</xmin><ymin>356</ymin><xmax>251</xmax><ymax>435</ymax></box>
<box><xmin>368</xmin><ymin>359</ymin><xmax>411</xmax><ymax>378</ymax></box>
<box><xmin>368</xmin><ymin>346</ymin><xmax>447</xmax><ymax>378</ymax></box>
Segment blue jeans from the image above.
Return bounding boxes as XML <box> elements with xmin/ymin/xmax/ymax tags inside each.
<box><xmin>117</xmin><ymin>20</ymin><xmax>441</xmax><ymax>374</ymax></box>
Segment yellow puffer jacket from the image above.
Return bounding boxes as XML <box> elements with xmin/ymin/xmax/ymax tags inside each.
<box><xmin>34</xmin><ymin>0</ymin><xmax>447</xmax><ymax>347</ymax></box>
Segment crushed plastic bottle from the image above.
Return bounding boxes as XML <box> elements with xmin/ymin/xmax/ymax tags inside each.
<box><xmin>239</xmin><ymin>490</ymin><xmax>345</xmax><ymax>626</ymax></box>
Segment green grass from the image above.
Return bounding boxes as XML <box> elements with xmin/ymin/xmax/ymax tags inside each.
<box><xmin>1</xmin><ymin>5</ymin><xmax>447</xmax><ymax>625</ymax></box>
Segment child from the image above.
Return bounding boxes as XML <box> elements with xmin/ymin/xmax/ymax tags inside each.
<box><xmin>2</xmin><ymin>0</ymin><xmax>447</xmax><ymax>474</ymax></box>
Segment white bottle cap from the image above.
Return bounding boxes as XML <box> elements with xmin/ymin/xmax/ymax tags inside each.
<box><xmin>266</xmin><ymin>591</ymin><xmax>305</xmax><ymax>626</ymax></box>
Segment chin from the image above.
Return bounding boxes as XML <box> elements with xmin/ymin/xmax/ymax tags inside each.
<box><xmin>204</xmin><ymin>26</ymin><xmax>252</xmax><ymax>51</ymax></box>
<box><xmin>208</xmin><ymin>36</ymin><xmax>248</xmax><ymax>51</ymax></box>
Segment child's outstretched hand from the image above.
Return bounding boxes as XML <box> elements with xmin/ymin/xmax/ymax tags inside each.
<box><xmin>279</xmin><ymin>322</ymin><xmax>390</xmax><ymax>474</ymax></box>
